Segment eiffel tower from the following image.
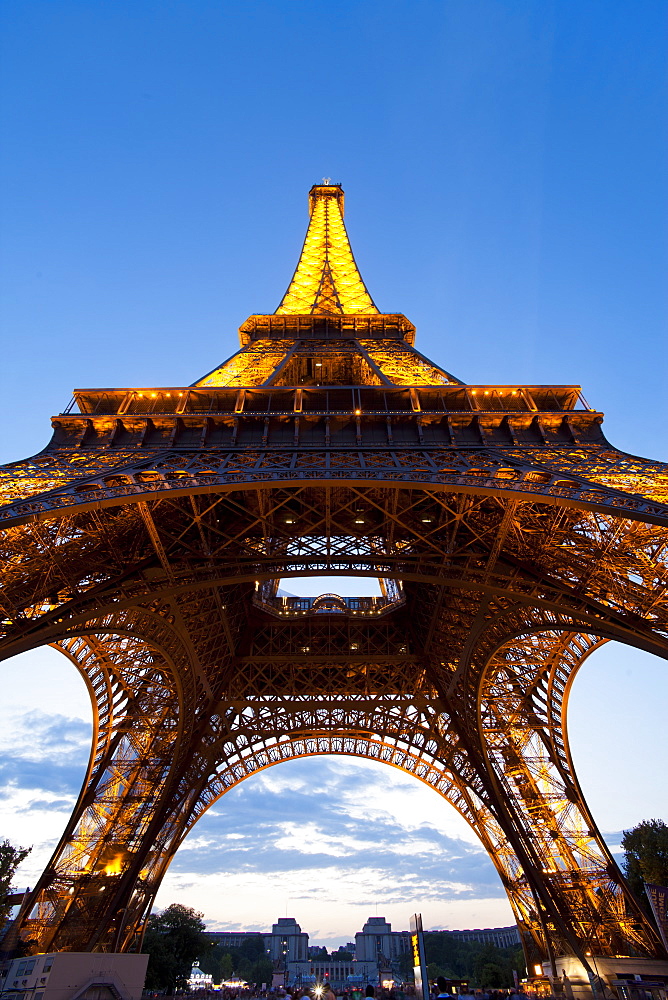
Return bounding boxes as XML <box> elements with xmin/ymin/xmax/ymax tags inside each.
<box><xmin>1</xmin><ymin>184</ymin><xmax>667</xmax><ymax>984</ymax></box>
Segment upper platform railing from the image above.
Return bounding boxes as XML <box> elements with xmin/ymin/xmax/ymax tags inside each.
<box><xmin>67</xmin><ymin>384</ymin><xmax>592</xmax><ymax>417</ymax></box>
<box><xmin>253</xmin><ymin>579</ymin><xmax>405</xmax><ymax>618</ymax></box>
<box><xmin>238</xmin><ymin>313</ymin><xmax>416</xmax><ymax>345</ymax></box>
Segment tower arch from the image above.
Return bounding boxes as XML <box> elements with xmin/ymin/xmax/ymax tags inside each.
<box><xmin>1</xmin><ymin>183</ymin><xmax>667</xmax><ymax>983</ymax></box>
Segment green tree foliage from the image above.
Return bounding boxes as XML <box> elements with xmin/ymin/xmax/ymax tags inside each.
<box><xmin>219</xmin><ymin>953</ymin><xmax>234</xmax><ymax>980</ymax></box>
<box><xmin>199</xmin><ymin>937</ymin><xmax>272</xmax><ymax>987</ymax></box>
<box><xmin>479</xmin><ymin>963</ymin><xmax>505</xmax><ymax>989</ymax></box>
<box><xmin>472</xmin><ymin>947</ymin><xmax>511</xmax><ymax>989</ymax></box>
<box><xmin>0</xmin><ymin>839</ymin><xmax>31</xmax><ymax>924</ymax></box>
<box><xmin>426</xmin><ymin>963</ymin><xmax>446</xmax><ymax>982</ymax></box>
<box><xmin>423</xmin><ymin>933</ymin><xmax>525</xmax><ymax>988</ymax></box>
<box><xmin>143</xmin><ymin>903</ymin><xmax>211</xmax><ymax>992</ymax></box>
<box><xmin>622</xmin><ymin>819</ymin><xmax>668</xmax><ymax>915</ymax></box>
<box><xmin>397</xmin><ymin>952</ymin><xmax>415</xmax><ymax>982</ymax></box>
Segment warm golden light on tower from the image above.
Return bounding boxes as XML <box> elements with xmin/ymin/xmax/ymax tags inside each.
<box><xmin>277</xmin><ymin>184</ymin><xmax>378</xmax><ymax>315</ymax></box>
<box><xmin>1</xmin><ymin>182</ymin><xmax>668</xmax><ymax>984</ymax></box>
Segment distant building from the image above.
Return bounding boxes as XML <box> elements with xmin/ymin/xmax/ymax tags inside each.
<box><xmin>207</xmin><ymin>930</ymin><xmax>265</xmax><ymax>949</ymax></box>
<box><xmin>354</xmin><ymin>916</ymin><xmax>411</xmax><ymax>963</ymax></box>
<box><xmin>430</xmin><ymin>926</ymin><xmax>521</xmax><ymax>949</ymax></box>
<box><xmin>332</xmin><ymin>943</ymin><xmax>355</xmax><ymax>957</ymax></box>
<box><xmin>0</xmin><ymin>952</ymin><xmax>148</xmax><ymax>1000</ymax></box>
<box><xmin>268</xmin><ymin>917</ymin><xmax>309</xmax><ymax>963</ymax></box>
<box><xmin>305</xmin><ymin>959</ymin><xmax>382</xmax><ymax>987</ymax></box>
<box><xmin>206</xmin><ymin>915</ymin><xmax>520</xmax><ymax>988</ymax></box>
<box><xmin>207</xmin><ymin>919</ymin><xmax>309</xmax><ymax>964</ymax></box>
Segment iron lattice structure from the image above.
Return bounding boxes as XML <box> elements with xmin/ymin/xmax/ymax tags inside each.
<box><xmin>1</xmin><ymin>185</ymin><xmax>667</xmax><ymax>974</ymax></box>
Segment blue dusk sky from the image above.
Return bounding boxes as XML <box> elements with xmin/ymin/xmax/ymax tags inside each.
<box><xmin>0</xmin><ymin>1</ymin><xmax>667</xmax><ymax>948</ymax></box>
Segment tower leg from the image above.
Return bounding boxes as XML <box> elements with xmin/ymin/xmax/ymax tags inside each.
<box><xmin>2</xmin><ymin>630</ymin><xmax>185</xmax><ymax>954</ymax></box>
<box><xmin>472</xmin><ymin>626</ymin><xmax>666</xmax><ymax>967</ymax></box>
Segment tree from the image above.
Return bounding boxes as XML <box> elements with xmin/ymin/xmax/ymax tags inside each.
<box><xmin>472</xmin><ymin>945</ymin><xmax>505</xmax><ymax>988</ymax></box>
<box><xmin>397</xmin><ymin>951</ymin><xmax>415</xmax><ymax>982</ymax></box>
<box><xmin>621</xmin><ymin>819</ymin><xmax>668</xmax><ymax>914</ymax></box>
<box><xmin>237</xmin><ymin>936</ymin><xmax>265</xmax><ymax>962</ymax></box>
<box><xmin>199</xmin><ymin>938</ymin><xmax>271</xmax><ymax>986</ymax></box>
<box><xmin>246</xmin><ymin>956</ymin><xmax>273</xmax><ymax>987</ymax></box>
<box><xmin>423</xmin><ymin>933</ymin><xmax>521</xmax><ymax>988</ymax></box>
<box><xmin>479</xmin><ymin>963</ymin><xmax>505</xmax><ymax>988</ymax></box>
<box><xmin>0</xmin><ymin>839</ymin><xmax>31</xmax><ymax>924</ymax></box>
<box><xmin>219</xmin><ymin>953</ymin><xmax>234</xmax><ymax>980</ymax></box>
<box><xmin>143</xmin><ymin>903</ymin><xmax>210</xmax><ymax>992</ymax></box>
<box><xmin>200</xmin><ymin>945</ymin><xmax>230</xmax><ymax>983</ymax></box>
<box><xmin>426</xmin><ymin>962</ymin><xmax>446</xmax><ymax>981</ymax></box>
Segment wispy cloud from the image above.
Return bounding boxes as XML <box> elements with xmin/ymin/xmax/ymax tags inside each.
<box><xmin>0</xmin><ymin>709</ymin><xmax>91</xmax><ymax>883</ymax></box>
<box><xmin>0</xmin><ymin>710</ymin><xmax>91</xmax><ymax>765</ymax></box>
<box><xmin>274</xmin><ymin>821</ymin><xmax>372</xmax><ymax>857</ymax></box>
<box><xmin>151</xmin><ymin>757</ymin><xmax>514</xmax><ymax>942</ymax></box>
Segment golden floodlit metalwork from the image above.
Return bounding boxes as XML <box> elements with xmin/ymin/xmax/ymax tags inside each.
<box><xmin>277</xmin><ymin>184</ymin><xmax>377</xmax><ymax>315</ymax></box>
<box><xmin>1</xmin><ymin>185</ymin><xmax>668</xmax><ymax>981</ymax></box>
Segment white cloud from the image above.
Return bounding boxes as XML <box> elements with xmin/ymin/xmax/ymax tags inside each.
<box><xmin>0</xmin><ymin>710</ymin><xmax>91</xmax><ymax>762</ymax></box>
<box><xmin>332</xmin><ymin>760</ymin><xmax>483</xmax><ymax>846</ymax></box>
<box><xmin>253</xmin><ymin>772</ymin><xmax>310</xmax><ymax>794</ymax></box>
<box><xmin>384</xmin><ymin>837</ymin><xmax>446</xmax><ymax>857</ymax></box>
<box><xmin>154</xmin><ymin>862</ymin><xmax>513</xmax><ymax>947</ymax></box>
<box><xmin>0</xmin><ymin>646</ymin><xmax>91</xmax><ymax>723</ymax></box>
<box><xmin>0</xmin><ymin>782</ymin><xmax>77</xmax><ymax>884</ymax></box>
<box><xmin>273</xmin><ymin>821</ymin><xmax>371</xmax><ymax>857</ymax></box>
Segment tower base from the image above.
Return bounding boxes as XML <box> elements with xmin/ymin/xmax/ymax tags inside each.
<box><xmin>552</xmin><ymin>955</ymin><xmax>668</xmax><ymax>1000</ymax></box>
<box><xmin>0</xmin><ymin>952</ymin><xmax>149</xmax><ymax>1000</ymax></box>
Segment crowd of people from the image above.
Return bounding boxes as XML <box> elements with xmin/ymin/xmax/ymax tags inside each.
<box><xmin>185</xmin><ymin>980</ymin><xmax>532</xmax><ymax>1000</ymax></box>
<box><xmin>432</xmin><ymin>978</ymin><xmax>527</xmax><ymax>1000</ymax></box>
<box><xmin>268</xmin><ymin>982</ymin><xmax>529</xmax><ymax>1000</ymax></box>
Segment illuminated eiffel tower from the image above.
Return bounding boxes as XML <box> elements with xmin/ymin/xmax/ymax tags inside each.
<box><xmin>1</xmin><ymin>184</ymin><xmax>668</xmax><ymax>986</ymax></box>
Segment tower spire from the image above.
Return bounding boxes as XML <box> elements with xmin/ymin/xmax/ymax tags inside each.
<box><xmin>195</xmin><ymin>183</ymin><xmax>458</xmax><ymax>389</ymax></box>
<box><xmin>276</xmin><ymin>184</ymin><xmax>378</xmax><ymax>315</ymax></box>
